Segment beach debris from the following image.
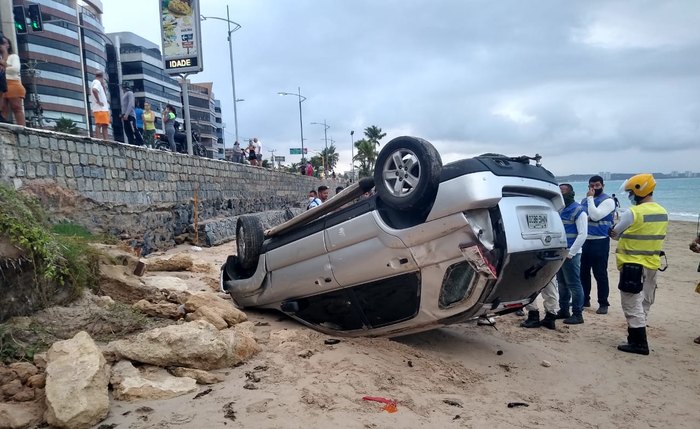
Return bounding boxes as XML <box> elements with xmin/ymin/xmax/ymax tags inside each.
<box><xmin>193</xmin><ymin>388</ymin><xmax>213</xmax><ymax>399</ymax></box>
<box><xmin>222</xmin><ymin>402</ymin><xmax>236</xmax><ymax>421</ymax></box>
<box><xmin>297</xmin><ymin>350</ymin><xmax>314</xmax><ymax>358</ymax></box>
<box><xmin>254</xmin><ymin>365</ymin><xmax>269</xmax><ymax>371</ymax></box>
<box><xmin>243</xmin><ymin>382</ymin><xmax>258</xmax><ymax>390</ymax></box>
<box><xmin>443</xmin><ymin>399</ymin><xmax>463</xmax><ymax>408</ymax></box>
<box><xmin>254</xmin><ymin>321</ymin><xmax>270</xmax><ymax>326</ymax></box>
<box><xmin>496</xmin><ymin>350</ymin><xmax>504</xmax><ymax>355</ymax></box>
<box><xmin>407</xmin><ymin>360</ymin><xmax>413</xmax><ymax>367</ymax></box>
<box><xmin>245</xmin><ymin>371</ymin><xmax>261</xmax><ymax>383</ymax></box>
<box><xmin>453</xmin><ymin>415</ymin><xmax>461</xmax><ymax>420</ymax></box>
<box><xmin>324</xmin><ymin>338</ymin><xmax>341</xmax><ymax>345</ymax></box>
<box><xmin>507</xmin><ymin>402</ymin><xmax>529</xmax><ymax>408</ymax></box>
<box><xmin>541</xmin><ymin>360</ymin><xmax>552</xmax><ymax>367</ymax></box>
<box><xmin>362</xmin><ymin>396</ymin><xmax>398</xmax><ymax>413</ymax></box>
<box><xmin>498</xmin><ymin>363</ymin><xmax>513</xmax><ymax>372</ymax></box>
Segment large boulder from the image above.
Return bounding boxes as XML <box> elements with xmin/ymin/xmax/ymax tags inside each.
<box><xmin>44</xmin><ymin>331</ymin><xmax>109</xmax><ymax>429</ymax></box>
<box><xmin>184</xmin><ymin>292</ymin><xmax>247</xmax><ymax>329</ymax></box>
<box><xmin>142</xmin><ymin>276</ymin><xmax>190</xmax><ymax>293</ymax></box>
<box><xmin>106</xmin><ymin>320</ymin><xmax>260</xmax><ymax>370</ymax></box>
<box><xmin>109</xmin><ymin>361</ymin><xmax>197</xmax><ymax>401</ymax></box>
<box><xmin>98</xmin><ymin>264</ymin><xmax>160</xmax><ymax>304</ymax></box>
<box><xmin>132</xmin><ymin>299</ymin><xmax>182</xmax><ymax>319</ymax></box>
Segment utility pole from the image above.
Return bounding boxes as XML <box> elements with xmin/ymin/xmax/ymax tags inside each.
<box><xmin>268</xmin><ymin>148</ymin><xmax>276</xmax><ymax>168</ymax></box>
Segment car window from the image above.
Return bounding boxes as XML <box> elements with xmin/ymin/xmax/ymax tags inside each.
<box><xmin>439</xmin><ymin>262</ymin><xmax>477</xmax><ymax>308</ymax></box>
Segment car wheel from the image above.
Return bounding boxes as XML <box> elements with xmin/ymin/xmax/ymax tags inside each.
<box><xmin>373</xmin><ymin>136</ymin><xmax>442</xmax><ymax>210</ymax></box>
<box><xmin>236</xmin><ymin>216</ymin><xmax>264</xmax><ymax>270</ymax></box>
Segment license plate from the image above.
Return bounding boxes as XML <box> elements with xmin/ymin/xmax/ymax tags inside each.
<box><xmin>526</xmin><ymin>214</ymin><xmax>547</xmax><ymax>229</ymax></box>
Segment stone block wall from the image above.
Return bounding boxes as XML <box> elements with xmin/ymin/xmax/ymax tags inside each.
<box><xmin>0</xmin><ymin>125</ymin><xmax>334</xmax><ymax>253</ymax></box>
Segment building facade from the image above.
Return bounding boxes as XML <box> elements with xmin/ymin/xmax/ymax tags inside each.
<box><xmin>187</xmin><ymin>81</ymin><xmax>223</xmax><ymax>159</ymax></box>
<box><xmin>12</xmin><ymin>0</ymin><xmax>108</xmax><ymax>133</ymax></box>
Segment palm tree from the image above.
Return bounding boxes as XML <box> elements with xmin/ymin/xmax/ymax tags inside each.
<box><xmin>53</xmin><ymin>117</ymin><xmax>80</xmax><ymax>135</ymax></box>
<box><xmin>364</xmin><ymin>125</ymin><xmax>386</xmax><ymax>147</ymax></box>
<box><xmin>354</xmin><ymin>139</ymin><xmax>378</xmax><ymax>178</ymax></box>
<box><xmin>321</xmin><ymin>144</ymin><xmax>339</xmax><ymax>172</ymax></box>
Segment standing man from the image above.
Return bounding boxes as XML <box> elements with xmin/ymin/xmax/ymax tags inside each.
<box><xmin>580</xmin><ymin>175</ymin><xmax>616</xmax><ymax>314</ymax></box>
<box><xmin>609</xmin><ymin>174</ymin><xmax>668</xmax><ymax>355</ymax></box>
<box><xmin>90</xmin><ymin>71</ymin><xmax>109</xmax><ymax>140</ymax></box>
<box><xmin>555</xmin><ymin>184</ymin><xmax>588</xmax><ymax>324</ymax></box>
<box><xmin>317</xmin><ymin>185</ymin><xmax>330</xmax><ymax>204</ymax></box>
<box><xmin>120</xmin><ymin>83</ymin><xmax>136</xmax><ymax>145</ymax></box>
<box><xmin>519</xmin><ymin>278</ymin><xmax>559</xmax><ymax>330</ymax></box>
<box><xmin>254</xmin><ymin>138</ymin><xmax>263</xmax><ymax>165</ymax></box>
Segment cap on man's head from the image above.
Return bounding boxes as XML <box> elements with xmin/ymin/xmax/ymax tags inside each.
<box><xmin>95</xmin><ymin>71</ymin><xmax>104</xmax><ymax>77</ymax></box>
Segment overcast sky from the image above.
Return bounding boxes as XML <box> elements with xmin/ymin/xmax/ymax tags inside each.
<box><xmin>103</xmin><ymin>0</ymin><xmax>700</xmax><ymax>175</ymax></box>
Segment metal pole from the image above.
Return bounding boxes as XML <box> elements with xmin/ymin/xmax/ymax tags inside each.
<box><xmin>323</xmin><ymin>119</ymin><xmax>328</xmax><ymax>172</ymax></box>
<box><xmin>298</xmin><ymin>86</ymin><xmax>305</xmax><ymax>162</ymax></box>
<box><xmin>180</xmin><ymin>73</ymin><xmax>193</xmax><ymax>155</ymax></box>
<box><xmin>350</xmin><ymin>130</ymin><xmax>354</xmax><ymax>182</ymax></box>
<box><xmin>227</xmin><ymin>5</ymin><xmax>239</xmax><ymax>145</ymax></box>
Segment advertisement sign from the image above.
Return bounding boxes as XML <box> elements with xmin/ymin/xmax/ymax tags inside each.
<box><xmin>160</xmin><ymin>0</ymin><xmax>203</xmax><ymax>74</ymax></box>
<box><xmin>274</xmin><ymin>156</ymin><xmax>286</xmax><ymax>162</ymax></box>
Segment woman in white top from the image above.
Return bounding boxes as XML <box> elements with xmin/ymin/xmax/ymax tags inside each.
<box><xmin>0</xmin><ymin>36</ymin><xmax>26</xmax><ymax>126</ymax></box>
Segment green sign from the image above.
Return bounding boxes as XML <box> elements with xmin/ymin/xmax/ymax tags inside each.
<box><xmin>289</xmin><ymin>148</ymin><xmax>307</xmax><ymax>155</ymax></box>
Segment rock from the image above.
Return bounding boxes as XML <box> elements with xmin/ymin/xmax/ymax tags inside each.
<box><xmin>186</xmin><ymin>306</ymin><xmax>228</xmax><ymax>330</ymax></box>
<box><xmin>10</xmin><ymin>385</ymin><xmax>35</xmax><ymax>402</ymax></box>
<box><xmin>231</xmin><ymin>323</ymin><xmax>262</xmax><ymax>364</ymax></box>
<box><xmin>106</xmin><ymin>320</ymin><xmax>260</xmax><ymax>370</ymax></box>
<box><xmin>26</xmin><ymin>373</ymin><xmax>46</xmax><ymax>388</ymax></box>
<box><xmin>0</xmin><ymin>364</ymin><xmax>18</xmax><ymax>386</ymax></box>
<box><xmin>541</xmin><ymin>360</ymin><xmax>552</xmax><ymax>368</ymax></box>
<box><xmin>90</xmin><ymin>294</ymin><xmax>115</xmax><ymax>308</ymax></box>
<box><xmin>44</xmin><ymin>331</ymin><xmax>110</xmax><ymax>429</ymax></box>
<box><xmin>8</xmin><ymin>362</ymin><xmax>39</xmax><ymax>383</ymax></box>
<box><xmin>110</xmin><ymin>361</ymin><xmax>197</xmax><ymax>401</ymax></box>
<box><xmin>1</xmin><ymin>379</ymin><xmax>23</xmax><ymax>397</ymax></box>
<box><xmin>33</xmin><ymin>353</ymin><xmax>47</xmax><ymax>370</ymax></box>
<box><xmin>0</xmin><ymin>401</ymin><xmax>44</xmax><ymax>429</ymax></box>
<box><xmin>143</xmin><ymin>276</ymin><xmax>190</xmax><ymax>293</ymax></box>
<box><xmin>133</xmin><ymin>300</ymin><xmax>182</xmax><ymax>319</ymax></box>
<box><xmin>99</xmin><ymin>264</ymin><xmax>160</xmax><ymax>304</ymax></box>
<box><xmin>184</xmin><ymin>292</ymin><xmax>247</xmax><ymax>328</ymax></box>
<box><xmin>169</xmin><ymin>367</ymin><xmax>225</xmax><ymax>385</ymax></box>
<box><xmin>146</xmin><ymin>253</ymin><xmax>194</xmax><ymax>272</ymax></box>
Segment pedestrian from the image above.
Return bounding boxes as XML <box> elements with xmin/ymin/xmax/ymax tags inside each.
<box><xmin>580</xmin><ymin>175</ymin><xmax>616</xmax><ymax>314</ymax></box>
<box><xmin>555</xmin><ymin>183</ymin><xmax>588</xmax><ymax>325</ymax></box>
<box><xmin>689</xmin><ymin>236</ymin><xmax>700</xmax><ymax>344</ymax></box>
<box><xmin>254</xmin><ymin>137</ymin><xmax>263</xmax><ymax>165</ymax></box>
<box><xmin>120</xmin><ymin>83</ymin><xmax>136</xmax><ymax>145</ymax></box>
<box><xmin>162</xmin><ymin>104</ymin><xmax>177</xmax><ymax>152</ymax></box>
<box><xmin>317</xmin><ymin>185</ymin><xmax>330</xmax><ymax>203</ymax></box>
<box><xmin>609</xmin><ymin>174</ymin><xmax>668</xmax><ymax>355</ymax></box>
<box><xmin>142</xmin><ymin>102</ymin><xmax>156</xmax><ymax>148</ymax></box>
<box><xmin>134</xmin><ymin>101</ymin><xmax>144</xmax><ymax>146</ymax></box>
<box><xmin>247</xmin><ymin>139</ymin><xmax>257</xmax><ymax>166</ymax></box>
<box><xmin>232</xmin><ymin>141</ymin><xmax>243</xmax><ymax>163</ymax></box>
<box><xmin>305</xmin><ymin>161</ymin><xmax>313</xmax><ymax>176</ymax></box>
<box><xmin>335</xmin><ymin>186</ymin><xmax>344</xmax><ymax>195</ymax></box>
<box><xmin>89</xmin><ymin>71</ymin><xmax>109</xmax><ymax>140</ymax></box>
<box><xmin>0</xmin><ymin>36</ymin><xmax>25</xmax><ymax>126</ymax></box>
<box><xmin>520</xmin><ymin>278</ymin><xmax>560</xmax><ymax>329</ymax></box>
<box><xmin>612</xmin><ymin>193</ymin><xmax>621</xmax><ymax>220</ymax></box>
<box><xmin>307</xmin><ymin>190</ymin><xmax>321</xmax><ymax>210</ymax></box>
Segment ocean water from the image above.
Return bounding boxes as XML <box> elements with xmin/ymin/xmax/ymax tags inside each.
<box><xmin>567</xmin><ymin>178</ymin><xmax>700</xmax><ymax>222</ymax></box>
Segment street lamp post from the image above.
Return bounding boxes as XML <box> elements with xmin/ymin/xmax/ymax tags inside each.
<box><xmin>201</xmin><ymin>6</ymin><xmax>242</xmax><ymax>144</ymax></box>
<box><xmin>310</xmin><ymin>120</ymin><xmax>330</xmax><ymax>171</ymax></box>
<box><xmin>278</xmin><ymin>87</ymin><xmax>306</xmax><ymax>161</ymax></box>
<box><xmin>350</xmin><ymin>130</ymin><xmax>355</xmax><ymax>182</ymax></box>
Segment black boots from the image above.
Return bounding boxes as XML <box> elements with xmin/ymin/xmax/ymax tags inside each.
<box><xmin>563</xmin><ymin>313</ymin><xmax>584</xmax><ymax>325</ymax></box>
<box><xmin>555</xmin><ymin>309</ymin><xmax>571</xmax><ymax>320</ymax></box>
<box><xmin>618</xmin><ymin>327</ymin><xmax>650</xmax><ymax>355</ymax></box>
<box><xmin>520</xmin><ymin>310</ymin><xmax>540</xmax><ymax>328</ymax></box>
<box><xmin>520</xmin><ymin>311</ymin><xmax>556</xmax><ymax>330</ymax></box>
<box><xmin>540</xmin><ymin>312</ymin><xmax>556</xmax><ymax>330</ymax></box>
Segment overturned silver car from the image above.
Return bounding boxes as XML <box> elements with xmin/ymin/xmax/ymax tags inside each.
<box><xmin>221</xmin><ymin>136</ymin><xmax>567</xmax><ymax>337</ymax></box>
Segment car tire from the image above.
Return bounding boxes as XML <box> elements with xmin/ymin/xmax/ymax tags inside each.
<box><xmin>373</xmin><ymin>136</ymin><xmax>442</xmax><ymax>210</ymax></box>
<box><xmin>236</xmin><ymin>216</ymin><xmax>264</xmax><ymax>270</ymax></box>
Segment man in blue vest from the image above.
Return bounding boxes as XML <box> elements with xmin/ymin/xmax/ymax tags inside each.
<box><xmin>554</xmin><ymin>184</ymin><xmax>588</xmax><ymax>324</ymax></box>
<box><xmin>609</xmin><ymin>174</ymin><xmax>668</xmax><ymax>355</ymax></box>
<box><xmin>580</xmin><ymin>175</ymin><xmax>616</xmax><ymax>314</ymax></box>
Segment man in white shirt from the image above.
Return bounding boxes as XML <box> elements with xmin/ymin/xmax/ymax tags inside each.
<box><xmin>254</xmin><ymin>138</ymin><xmax>262</xmax><ymax>164</ymax></box>
<box><xmin>90</xmin><ymin>71</ymin><xmax>110</xmax><ymax>140</ymax></box>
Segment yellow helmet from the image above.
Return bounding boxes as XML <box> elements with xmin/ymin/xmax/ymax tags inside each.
<box><xmin>623</xmin><ymin>173</ymin><xmax>656</xmax><ymax>197</ymax></box>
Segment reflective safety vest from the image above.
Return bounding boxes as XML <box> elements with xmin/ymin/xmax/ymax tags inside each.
<box><xmin>615</xmin><ymin>202</ymin><xmax>668</xmax><ymax>270</ymax></box>
<box><xmin>560</xmin><ymin>201</ymin><xmax>584</xmax><ymax>248</ymax></box>
<box><xmin>581</xmin><ymin>193</ymin><xmax>614</xmax><ymax>238</ymax></box>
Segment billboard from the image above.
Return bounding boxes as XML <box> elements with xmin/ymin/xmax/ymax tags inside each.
<box><xmin>160</xmin><ymin>0</ymin><xmax>203</xmax><ymax>74</ymax></box>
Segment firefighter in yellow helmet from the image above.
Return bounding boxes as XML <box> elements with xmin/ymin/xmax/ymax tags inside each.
<box><xmin>609</xmin><ymin>173</ymin><xmax>668</xmax><ymax>355</ymax></box>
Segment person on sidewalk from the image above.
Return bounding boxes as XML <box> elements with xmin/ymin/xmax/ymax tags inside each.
<box><xmin>520</xmin><ymin>278</ymin><xmax>560</xmax><ymax>330</ymax></box>
<box><xmin>580</xmin><ymin>175</ymin><xmax>616</xmax><ymax>315</ymax></box>
<box><xmin>609</xmin><ymin>174</ymin><xmax>668</xmax><ymax>355</ymax></box>
<box><xmin>90</xmin><ymin>71</ymin><xmax>110</xmax><ymax>140</ymax></box>
<box><xmin>555</xmin><ymin>184</ymin><xmax>588</xmax><ymax>325</ymax></box>
<box><xmin>120</xmin><ymin>83</ymin><xmax>136</xmax><ymax>145</ymax></box>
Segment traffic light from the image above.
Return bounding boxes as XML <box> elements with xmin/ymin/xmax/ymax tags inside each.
<box><xmin>27</xmin><ymin>4</ymin><xmax>43</xmax><ymax>32</ymax></box>
<box><xmin>13</xmin><ymin>6</ymin><xmax>27</xmax><ymax>34</ymax></box>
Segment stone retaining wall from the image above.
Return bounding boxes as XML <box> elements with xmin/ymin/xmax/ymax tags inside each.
<box><xmin>0</xmin><ymin>125</ymin><xmax>334</xmax><ymax>253</ymax></box>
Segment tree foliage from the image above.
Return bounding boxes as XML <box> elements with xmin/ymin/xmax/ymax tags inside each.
<box><xmin>353</xmin><ymin>126</ymin><xmax>386</xmax><ymax>178</ymax></box>
<box><xmin>53</xmin><ymin>117</ymin><xmax>80</xmax><ymax>135</ymax></box>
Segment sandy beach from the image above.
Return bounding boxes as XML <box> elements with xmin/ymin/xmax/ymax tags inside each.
<box><xmin>96</xmin><ymin>220</ymin><xmax>700</xmax><ymax>429</ymax></box>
